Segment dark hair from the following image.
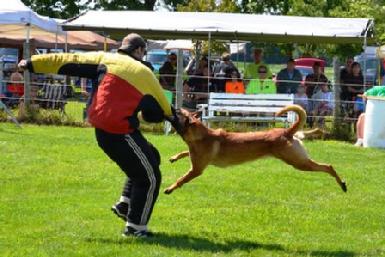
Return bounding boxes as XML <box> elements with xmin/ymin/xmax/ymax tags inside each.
<box><xmin>224</xmin><ymin>67</ymin><xmax>240</xmax><ymax>78</ymax></box>
<box><xmin>118</xmin><ymin>33</ymin><xmax>146</xmax><ymax>55</ymax></box>
<box><xmin>287</xmin><ymin>58</ymin><xmax>295</xmax><ymax>64</ymax></box>
<box><xmin>313</xmin><ymin>61</ymin><xmax>321</xmax><ymax>67</ymax></box>
<box><xmin>352</xmin><ymin>61</ymin><xmax>361</xmax><ymax>69</ymax></box>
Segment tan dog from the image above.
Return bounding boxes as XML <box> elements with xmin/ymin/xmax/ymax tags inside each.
<box><xmin>164</xmin><ymin>105</ymin><xmax>347</xmax><ymax>194</ymax></box>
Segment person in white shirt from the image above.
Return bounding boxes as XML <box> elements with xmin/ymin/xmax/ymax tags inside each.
<box><xmin>311</xmin><ymin>83</ymin><xmax>334</xmax><ymax>127</ymax></box>
<box><xmin>294</xmin><ymin>85</ymin><xmax>309</xmax><ymax>112</ymax></box>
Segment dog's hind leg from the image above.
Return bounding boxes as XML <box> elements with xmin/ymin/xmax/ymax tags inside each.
<box><xmin>292</xmin><ymin>159</ymin><xmax>347</xmax><ymax>192</ymax></box>
<box><xmin>164</xmin><ymin>168</ymin><xmax>203</xmax><ymax>194</ymax></box>
<box><xmin>169</xmin><ymin>151</ymin><xmax>190</xmax><ymax>163</ymax></box>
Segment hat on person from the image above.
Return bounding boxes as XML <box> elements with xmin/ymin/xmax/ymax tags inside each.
<box><xmin>118</xmin><ymin>33</ymin><xmax>146</xmax><ymax>54</ymax></box>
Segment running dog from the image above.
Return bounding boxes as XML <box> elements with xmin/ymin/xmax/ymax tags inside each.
<box><xmin>164</xmin><ymin>105</ymin><xmax>347</xmax><ymax>194</ymax></box>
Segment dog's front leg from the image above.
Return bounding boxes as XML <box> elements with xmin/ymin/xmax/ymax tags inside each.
<box><xmin>169</xmin><ymin>151</ymin><xmax>190</xmax><ymax>163</ymax></box>
<box><xmin>164</xmin><ymin>168</ymin><xmax>203</xmax><ymax>194</ymax></box>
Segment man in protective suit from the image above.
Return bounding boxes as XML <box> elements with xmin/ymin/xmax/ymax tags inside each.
<box><xmin>19</xmin><ymin>33</ymin><xmax>180</xmax><ymax>238</ymax></box>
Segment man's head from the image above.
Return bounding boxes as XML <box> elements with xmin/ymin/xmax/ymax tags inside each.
<box><xmin>118</xmin><ymin>33</ymin><xmax>146</xmax><ymax>60</ymax></box>
<box><xmin>168</xmin><ymin>53</ymin><xmax>177</xmax><ymax>66</ymax></box>
<box><xmin>258</xmin><ymin>65</ymin><xmax>268</xmax><ymax>79</ymax></box>
<box><xmin>287</xmin><ymin>58</ymin><xmax>295</xmax><ymax>72</ymax></box>
<box><xmin>312</xmin><ymin>62</ymin><xmax>321</xmax><ymax>75</ymax></box>
<box><xmin>320</xmin><ymin>83</ymin><xmax>329</xmax><ymax>92</ymax></box>
<box><xmin>253</xmin><ymin>48</ymin><xmax>263</xmax><ymax>64</ymax></box>
<box><xmin>297</xmin><ymin>85</ymin><xmax>305</xmax><ymax>94</ymax></box>
<box><xmin>346</xmin><ymin>57</ymin><xmax>354</xmax><ymax>68</ymax></box>
<box><xmin>221</xmin><ymin>53</ymin><xmax>231</xmax><ymax>64</ymax></box>
<box><xmin>352</xmin><ymin>61</ymin><xmax>361</xmax><ymax>76</ymax></box>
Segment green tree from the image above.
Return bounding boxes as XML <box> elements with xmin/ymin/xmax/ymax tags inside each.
<box><xmin>93</xmin><ymin>0</ymin><xmax>156</xmax><ymax>11</ymax></box>
<box><xmin>22</xmin><ymin>0</ymin><xmax>89</xmax><ymax>19</ymax></box>
<box><xmin>330</xmin><ymin>0</ymin><xmax>385</xmax><ymax>44</ymax></box>
<box><xmin>240</xmin><ymin>0</ymin><xmax>291</xmax><ymax>14</ymax></box>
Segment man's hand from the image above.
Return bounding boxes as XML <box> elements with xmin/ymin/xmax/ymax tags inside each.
<box><xmin>18</xmin><ymin>60</ymin><xmax>28</xmax><ymax>71</ymax></box>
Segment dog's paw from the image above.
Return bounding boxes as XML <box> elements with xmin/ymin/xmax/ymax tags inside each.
<box><xmin>341</xmin><ymin>181</ymin><xmax>347</xmax><ymax>192</ymax></box>
<box><xmin>164</xmin><ymin>188</ymin><xmax>173</xmax><ymax>194</ymax></box>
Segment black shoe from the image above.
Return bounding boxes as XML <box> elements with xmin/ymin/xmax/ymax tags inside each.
<box><xmin>122</xmin><ymin>226</ymin><xmax>154</xmax><ymax>238</ymax></box>
<box><xmin>111</xmin><ymin>202</ymin><xmax>128</xmax><ymax>221</ymax></box>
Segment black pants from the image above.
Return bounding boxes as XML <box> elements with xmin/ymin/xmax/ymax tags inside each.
<box><xmin>95</xmin><ymin>128</ymin><xmax>161</xmax><ymax>226</ymax></box>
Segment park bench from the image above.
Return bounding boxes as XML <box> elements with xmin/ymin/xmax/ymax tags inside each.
<box><xmin>199</xmin><ymin>93</ymin><xmax>296</xmax><ymax>127</ymax></box>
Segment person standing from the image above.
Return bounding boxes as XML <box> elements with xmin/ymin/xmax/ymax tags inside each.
<box><xmin>159</xmin><ymin>53</ymin><xmax>177</xmax><ymax>91</ymax></box>
<box><xmin>244</xmin><ymin>48</ymin><xmax>272</xmax><ymax>86</ymax></box>
<box><xmin>18</xmin><ymin>33</ymin><xmax>180</xmax><ymax>238</ymax></box>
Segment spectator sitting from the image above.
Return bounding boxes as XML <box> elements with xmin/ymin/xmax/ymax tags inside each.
<box><xmin>159</xmin><ymin>53</ymin><xmax>177</xmax><ymax>91</ymax></box>
<box><xmin>224</xmin><ymin>68</ymin><xmax>244</xmax><ymax>94</ymax></box>
<box><xmin>214</xmin><ymin>52</ymin><xmax>238</xmax><ymax>77</ymax></box>
<box><xmin>9</xmin><ymin>67</ymin><xmax>24</xmax><ymax>97</ymax></box>
<box><xmin>354</xmin><ymin>86</ymin><xmax>385</xmax><ymax>146</ymax></box>
<box><xmin>294</xmin><ymin>85</ymin><xmax>309</xmax><ymax>112</ymax></box>
<box><xmin>213</xmin><ymin>53</ymin><xmax>239</xmax><ymax>92</ymax></box>
<box><xmin>10</xmin><ymin>67</ymin><xmax>24</xmax><ymax>83</ymax></box>
<box><xmin>311</xmin><ymin>82</ymin><xmax>334</xmax><ymax>128</ymax></box>
<box><xmin>276</xmin><ymin>58</ymin><xmax>303</xmax><ymax>94</ymax></box>
<box><xmin>245</xmin><ymin>65</ymin><xmax>276</xmax><ymax>94</ymax></box>
<box><xmin>305</xmin><ymin>62</ymin><xmax>329</xmax><ymax>99</ymax></box>
<box><xmin>244</xmin><ymin>48</ymin><xmax>272</xmax><ymax>86</ymax></box>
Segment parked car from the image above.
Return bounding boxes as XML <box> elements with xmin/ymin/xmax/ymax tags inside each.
<box><xmin>295</xmin><ymin>58</ymin><xmax>326</xmax><ymax>78</ymax></box>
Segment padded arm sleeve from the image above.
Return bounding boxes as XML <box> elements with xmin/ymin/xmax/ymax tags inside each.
<box><xmin>30</xmin><ymin>53</ymin><xmax>103</xmax><ymax>79</ymax></box>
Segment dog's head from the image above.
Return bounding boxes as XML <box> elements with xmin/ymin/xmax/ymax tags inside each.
<box><xmin>174</xmin><ymin>108</ymin><xmax>206</xmax><ymax>141</ymax></box>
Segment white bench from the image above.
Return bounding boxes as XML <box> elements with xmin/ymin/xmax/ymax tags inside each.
<box><xmin>199</xmin><ymin>93</ymin><xmax>296</xmax><ymax>127</ymax></box>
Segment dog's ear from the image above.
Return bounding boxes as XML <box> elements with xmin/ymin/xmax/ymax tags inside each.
<box><xmin>188</xmin><ymin>115</ymin><xmax>196</xmax><ymax>124</ymax></box>
<box><xmin>191</xmin><ymin>110</ymin><xmax>202</xmax><ymax>119</ymax></box>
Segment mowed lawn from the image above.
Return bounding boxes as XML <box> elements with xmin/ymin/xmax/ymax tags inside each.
<box><xmin>1</xmin><ymin>123</ymin><xmax>384</xmax><ymax>257</ymax></box>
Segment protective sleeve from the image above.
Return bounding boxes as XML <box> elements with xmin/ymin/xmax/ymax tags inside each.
<box><xmin>29</xmin><ymin>53</ymin><xmax>103</xmax><ymax>79</ymax></box>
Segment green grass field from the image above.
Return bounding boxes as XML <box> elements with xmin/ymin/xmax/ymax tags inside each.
<box><xmin>1</xmin><ymin>122</ymin><xmax>385</xmax><ymax>257</ymax></box>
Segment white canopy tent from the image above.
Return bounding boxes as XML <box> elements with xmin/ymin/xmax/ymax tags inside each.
<box><xmin>0</xmin><ymin>0</ymin><xmax>63</xmax><ymax>101</ymax></box>
<box><xmin>0</xmin><ymin>0</ymin><xmax>61</xmax><ymax>38</ymax></box>
<box><xmin>62</xmin><ymin>11</ymin><xmax>374</xmax><ymax>44</ymax></box>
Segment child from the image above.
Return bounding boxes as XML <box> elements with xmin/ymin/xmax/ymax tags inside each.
<box><xmin>294</xmin><ymin>85</ymin><xmax>308</xmax><ymax>112</ymax></box>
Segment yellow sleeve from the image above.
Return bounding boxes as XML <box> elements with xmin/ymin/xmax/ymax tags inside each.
<box><xmin>30</xmin><ymin>52</ymin><xmax>103</xmax><ymax>75</ymax></box>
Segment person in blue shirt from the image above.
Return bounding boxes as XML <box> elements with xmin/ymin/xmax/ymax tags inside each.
<box><xmin>276</xmin><ymin>58</ymin><xmax>303</xmax><ymax>94</ymax></box>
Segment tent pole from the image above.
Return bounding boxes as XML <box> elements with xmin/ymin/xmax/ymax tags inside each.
<box><xmin>362</xmin><ymin>20</ymin><xmax>373</xmax><ymax>90</ymax></box>
<box><xmin>104</xmin><ymin>33</ymin><xmax>107</xmax><ymax>52</ymax></box>
<box><xmin>65</xmin><ymin>32</ymin><xmax>68</xmax><ymax>53</ymax></box>
<box><xmin>55</xmin><ymin>25</ymin><xmax>59</xmax><ymax>51</ymax></box>
<box><xmin>0</xmin><ymin>59</ymin><xmax>3</xmax><ymax>95</ymax></box>
<box><xmin>332</xmin><ymin>56</ymin><xmax>341</xmax><ymax>134</ymax></box>
<box><xmin>175</xmin><ymin>49</ymin><xmax>183</xmax><ymax>109</ymax></box>
<box><xmin>363</xmin><ymin>32</ymin><xmax>367</xmax><ymax>92</ymax></box>
<box><xmin>208</xmin><ymin>31</ymin><xmax>211</xmax><ymax>94</ymax></box>
<box><xmin>23</xmin><ymin>23</ymin><xmax>31</xmax><ymax>107</ymax></box>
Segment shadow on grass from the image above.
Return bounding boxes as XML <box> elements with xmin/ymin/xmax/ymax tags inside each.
<box><xmin>86</xmin><ymin>232</ymin><xmax>281</xmax><ymax>253</ymax></box>
<box><xmin>85</xmin><ymin>232</ymin><xmax>356</xmax><ymax>256</ymax></box>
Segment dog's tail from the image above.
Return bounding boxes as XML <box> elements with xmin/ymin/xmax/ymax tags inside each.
<box><xmin>276</xmin><ymin>104</ymin><xmax>306</xmax><ymax>137</ymax></box>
